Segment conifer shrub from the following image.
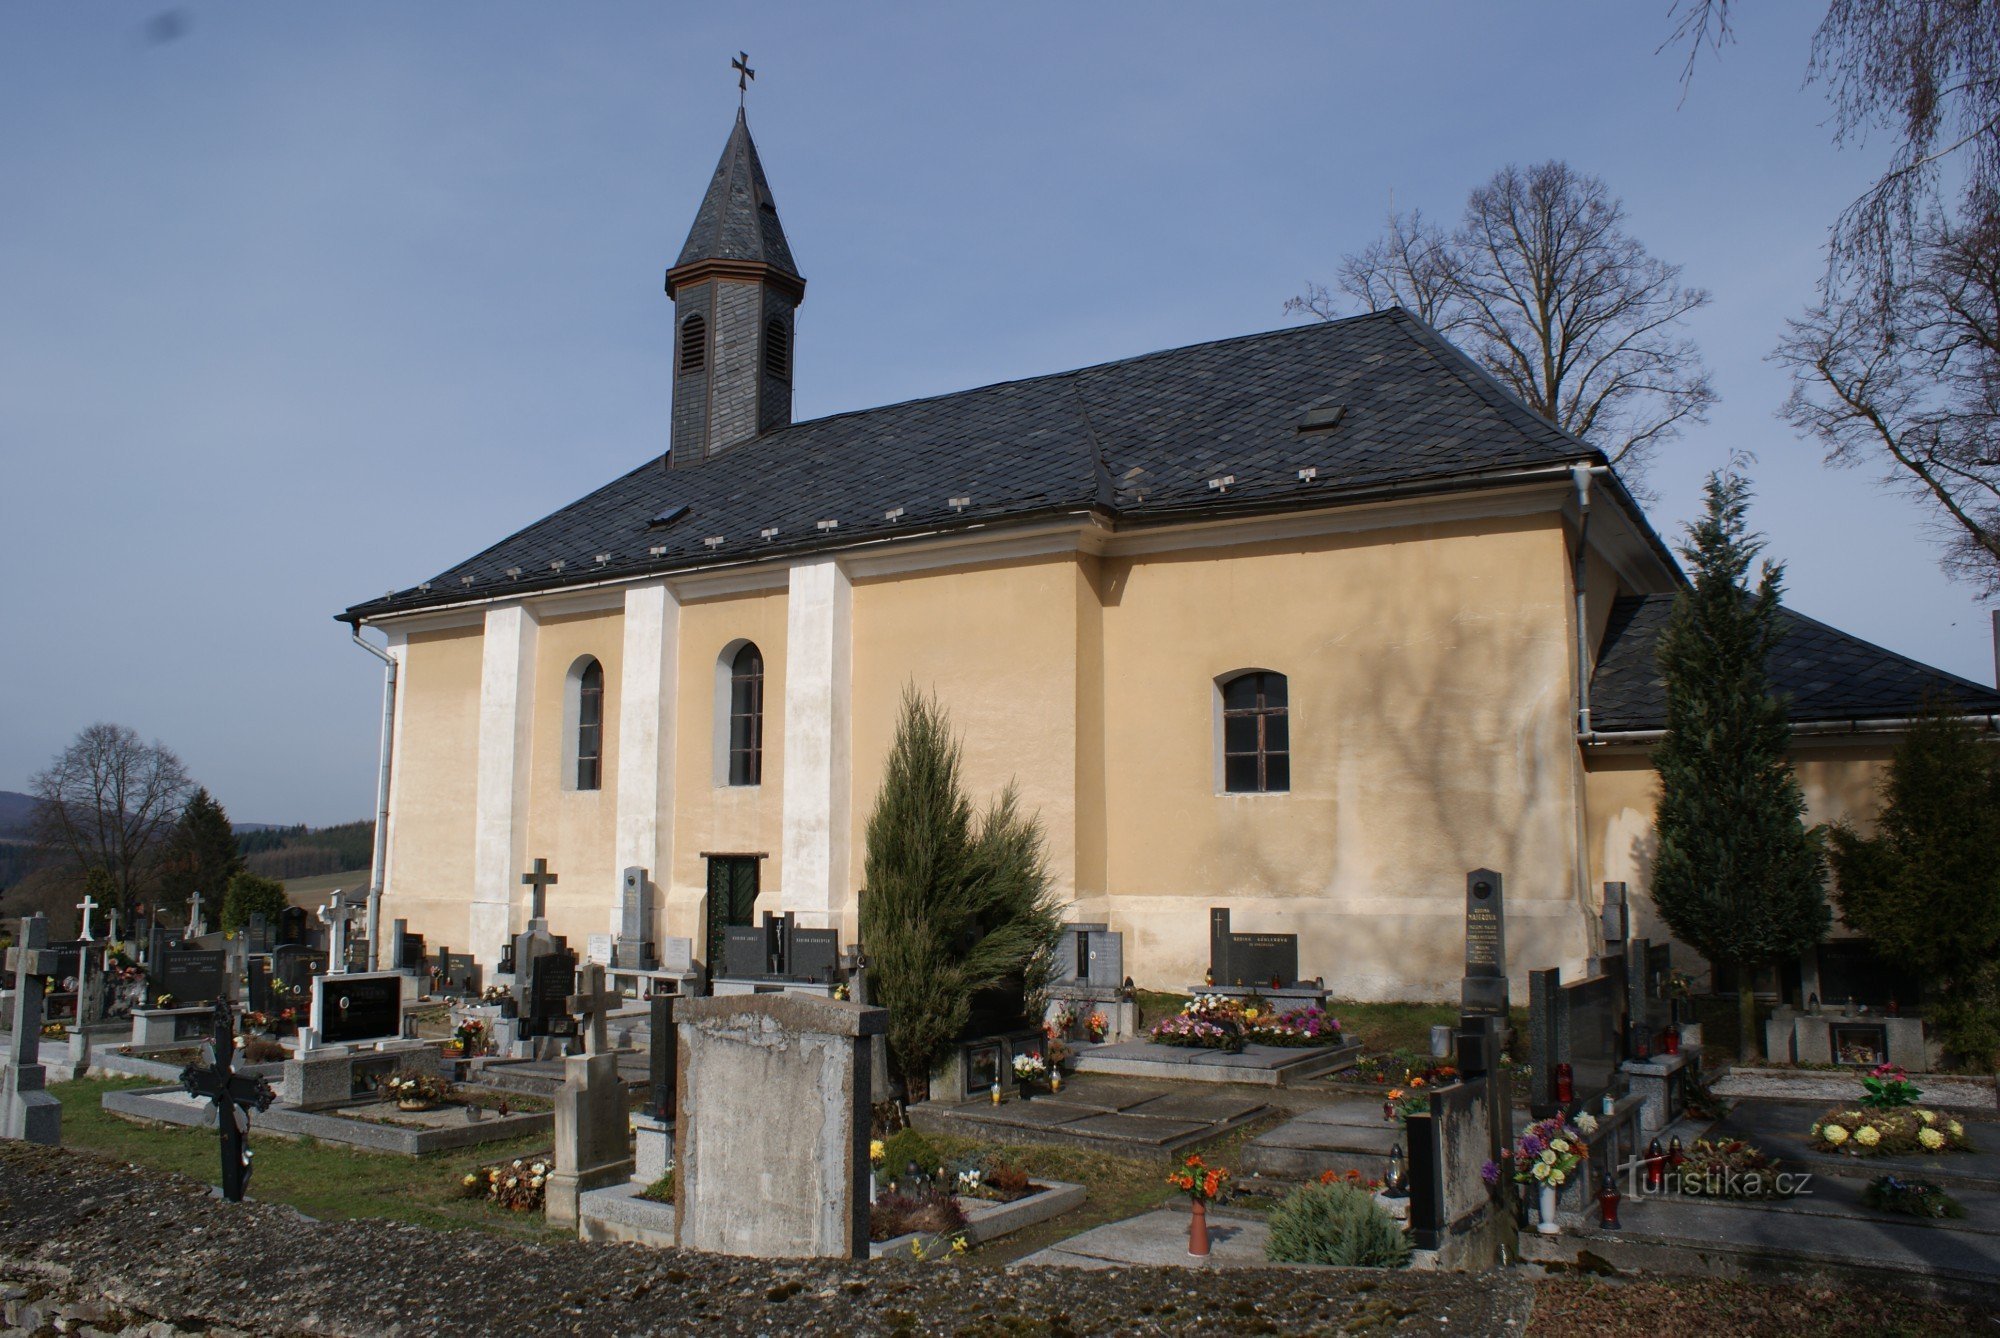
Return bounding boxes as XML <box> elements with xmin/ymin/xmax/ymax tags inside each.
<box><xmin>1265</xmin><ymin>1179</ymin><xmax>1412</xmax><ymax>1268</ymax></box>
<box><xmin>878</xmin><ymin>1127</ymin><xmax>944</xmax><ymax>1183</ymax></box>
<box><xmin>860</xmin><ymin>687</ymin><xmax>1065</xmax><ymax>1095</ymax></box>
<box><xmin>221</xmin><ymin>871</ymin><xmax>288</xmax><ymax>935</ymax></box>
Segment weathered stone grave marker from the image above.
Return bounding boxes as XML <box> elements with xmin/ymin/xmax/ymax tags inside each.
<box><xmin>674</xmin><ymin>992</ymin><xmax>885</xmax><ymax>1259</ymax></box>
<box><xmin>545</xmin><ymin>963</ymin><xmax>635</xmax><ymax>1227</ymax></box>
<box><xmin>3</xmin><ymin>915</ymin><xmax>63</xmax><ymax>1144</ymax></box>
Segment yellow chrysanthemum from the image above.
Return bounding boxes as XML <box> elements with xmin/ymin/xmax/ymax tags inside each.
<box><xmin>1854</xmin><ymin>1125</ymin><xmax>1881</xmax><ymax>1147</ymax></box>
<box><xmin>1918</xmin><ymin>1127</ymin><xmax>1945</xmax><ymax>1150</ymax></box>
<box><xmin>1824</xmin><ymin>1125</ymin><xmax>1850</xmax><ymax>1145</ymax></box>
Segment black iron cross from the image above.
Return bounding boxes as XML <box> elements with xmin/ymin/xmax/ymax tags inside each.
<box><xmin>179</xmin><ymin>998</ymin><xmax>275</xmax><ymax>1203</ymax></box>
<box><xmin>521</xmin><ymin>858</ymin><xmax>558</xmax><ymax>920</ymax></box>
<box><xmin>732</xmin><ymin>51</ymin><xmax>754</xmax><ymax>105</ymax></box>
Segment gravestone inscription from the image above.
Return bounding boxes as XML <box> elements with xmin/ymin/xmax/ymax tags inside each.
<box><xmin>1207</xmin><ymin>908</ymin><xmax>1299</xmax><ymax>987</ymax></box>
<box><xmin>1460</xmin><ymin>869</ymin><xmax>1508</xmax><ymax>1017</ymax></box>
<box><xmin>156</xmin><ymin>947</ymin><xmax>231</xmax><ymax>1006</ymax></box>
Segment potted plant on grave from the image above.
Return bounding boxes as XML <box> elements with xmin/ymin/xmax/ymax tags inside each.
<box><xmin>1487</xmin><ymin>1116</ymin><xmax>1590</xmax><ymax>1236</ymax></box>
<box><xmin>1085</xmin><ymin>1011</ymin><xmax>1109</xmax><ymax>1043</ymax></box>
<box><xmin>1012</xmin><ymin>1050</ymin><xmax>1050</xmax><ymax>1094</ymax></box>
<box><xmin>450</xmin><ymin>1018</ymin><xmax>487</xmax><ymax>1059</ymax></box>
<box><xmin>1166</xmin><ymin>1154</ymin><xmax>1230</xmax><ymax>1257</ymax></box>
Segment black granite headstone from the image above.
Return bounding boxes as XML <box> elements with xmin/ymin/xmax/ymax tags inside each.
<box><xmin>437</xmin><ymin>951</ymin><xmax>480</xmax><ymax>997</ymax></box>
<box><xmin>156</xmin><ymin>948</ymin><xmax>230</xmax><ymax>1005</ymax></box>
<box><xmin>278</xmin><ymin>905</ymin><xmax>310</xmax><ymax>947</ymax></box>
<box><xmin>722</xmin><ymin>925</ymin><xmax>769</xmax><ymax>979</ymax></box>
<box><xmin>649</xmin><ymin>994</ymin><xmax>677</xmax><ymax>1121</ymax></box>
<box><xmin>1207</xmin><ymin>908</ymin><xmax>1299</xmax><ymax>987</ymax></box>
<box><xmin>316</xmin><ymin>973</ymin><xmax>403</xmax><ymax>1045</ymax></box>
<box><xmin>523</xmin><ymin>951</ymin><xmax>577</xmax><ymax>1039</ymax></box>
<box><xmin>395</xmin><ymin>931</ymin><xmax>426</xmax><ymax>972</ymax></box>
<box><xmin>790</xmin><ymin>929</ymin><xmax>839</xmax><ymax>983</ymax></box>
<box><xmin>1460</xmin><ymin>869</ymin><xmax>1508</xmax><ymax>1017</ymax></box>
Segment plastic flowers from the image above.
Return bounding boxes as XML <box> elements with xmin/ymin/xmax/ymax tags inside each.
<box><xmin>1810</xmin><ymin>1106</ymin><xmax>1971</xmax><ymax>1155</ymax></box>
<box><xmin>1860</xmin><ymin>1063</ymin><xmax>1922</xmax><ymax>1110</ymax></box>
<box><xmin>1166</xmin><ymin>1153</ymin><xmax>1229</xmax><ymax>1203</ymax></box>
<box><xmin>1500</xmin><ymin>1117</ymin><xmax>1590</xmax><ymax>1187</ymax></box>
<box><xmin>1012</xmin><ymin>1052</ymin><xmax>1049</xmax><ymax>1083</ymax></box>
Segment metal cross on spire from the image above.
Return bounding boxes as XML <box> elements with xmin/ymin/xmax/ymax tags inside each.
<box><xmin>732</xmin><ymin>50</ymin><xmax>755</xmax><ymax>106</ymax></box>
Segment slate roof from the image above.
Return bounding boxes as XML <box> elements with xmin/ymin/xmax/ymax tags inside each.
<box><xmin>341</xmin><ymin>307</ymin><xmax>1621</xmax><ymax>622</ymax></box>
<box><xmin>1589</xmin><ymin>594</ymin><xmax>2000</xmax><ymax>731</ymax></box>
<box><xmin>672</xmin><ymin>109</ymin><xmax>801</xmax><ymax>282</ymax></box>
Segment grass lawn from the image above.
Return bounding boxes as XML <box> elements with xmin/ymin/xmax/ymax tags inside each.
<box><xmin>52</xmin><ymin>1076</ymin><xmax>567</xmax><ymax>1241</ymax></box>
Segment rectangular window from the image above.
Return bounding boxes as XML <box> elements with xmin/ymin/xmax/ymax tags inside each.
<box><xmin>1221</xmin><ymin>671</ymin><xmax>1289</xmax><ymax>794</ymax></box>
<box><xmin>577</xmin><ymin>668</ymin><xmax>604</xmax><ymax>791</ymax></box>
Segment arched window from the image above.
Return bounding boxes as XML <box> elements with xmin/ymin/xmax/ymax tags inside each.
<box><xmin>764</xmin><ymin>318</ymin><xmax>790</xmax><ymax>381</ymax></box>
<box><xmin>1220</xmin><ymin>671</ymin><xmax>1288</xmax><ymax>794</ymax></box>
<box><xmin>727</xmin><ymin>642</ymin><xmax>764</xmax><ymax>786</ymax></box>
<box><xmin>679</xmin><ymin>313</ymin><xmax>708</xmax><ymax>374</ymax></box>
<box><xmin>576</xmin><ymin>659</ymin><xmax>605</xmax><ymax>790</ymax></box>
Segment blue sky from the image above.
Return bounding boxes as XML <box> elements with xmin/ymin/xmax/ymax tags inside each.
<box><xmin>2</xmin><ymin>3</ymin><xmax>1990</xmax><ymax>825</ymax></box>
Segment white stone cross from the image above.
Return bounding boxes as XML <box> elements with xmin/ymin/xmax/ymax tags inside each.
<box><xmin>75</xmin><ymin>893</ymin><xmax>99</xmax><ymax>941</ymax></box>
<box><xmin>188</xmin><ymin>890</ymin><xmax>207</xmax><ymax>937</ymax></box>
<box><xmin>319</xmin><ymin>891</ymin><xmax>361</xmax><ymax>974</ymax></box>
<box><xmin>565</xmin><ymin>962</ymin><xmax>621</xmax><ymax>1058</ymax></box>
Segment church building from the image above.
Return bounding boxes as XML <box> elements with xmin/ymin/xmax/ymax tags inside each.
<box><xmin>340</xmin><ymin>110</ymin><xmax>2000</xmax><ymax>1003</ymax></box>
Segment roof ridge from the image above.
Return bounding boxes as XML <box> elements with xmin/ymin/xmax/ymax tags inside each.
<box><xmin>1382</xmin><ymin>308</ymin><xmax>1597</xmax><ymax>460</ymax></box>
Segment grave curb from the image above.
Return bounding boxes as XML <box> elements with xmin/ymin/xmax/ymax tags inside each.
<box><xmin>101</xmin><ymin>1085</ymin><xmax>554</xmax><ymax>1157</ymax></box>
<box><xmin>870</xmin><ymin>1179</ymin><xmax>1087</xmax><ymax>1258</ymax></box>
<box><xmin>1072</xmin><ymin>1041</ymin><xmax>1359</xmax><ymax>1088</ymax></box>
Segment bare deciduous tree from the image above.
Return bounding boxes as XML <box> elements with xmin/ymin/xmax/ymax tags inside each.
<box><xmin>1777</xmin><ymin>202</ymin><xmax>2000</xmax><ymax>591</ymax></box>
<box><xmin>31</xmin><ymin>722</ymin><xmax>194</xmax><ymax>919</ymax></box>
<box><xmin>1670</xmin><ymin>0</ymin><xmax>2000</xmax><ymax>294</ymax></box>
<box><xmin>1291</xmin><ymin>162</ymin><xmax>1716</xmax><ymax>484</ymax></box>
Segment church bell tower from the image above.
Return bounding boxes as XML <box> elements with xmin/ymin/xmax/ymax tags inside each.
<box><xmin>665</xmin><ymin>109</ymin><xmax>805</xmax><ymax>467</ymax></box>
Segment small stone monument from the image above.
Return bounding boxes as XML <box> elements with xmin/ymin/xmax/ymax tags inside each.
<box><xmin>674</xmin><ymin>992</ymin><xmax>885</xmax><ymax>1259</ymax></box>
<box><xmin>545</xmin><ymin>963</ymin><xmax>635</xmax><ymax>1227</ymax></box>
<box><xmin>1459</xmin><ymin>869</ymin><xmax>1508</xmax><ymax>1018</ymax></box>
<box><xmin>3</xmin><ymin>915</ymin><xmax>63</xmax><ymax>1145</ymax></box>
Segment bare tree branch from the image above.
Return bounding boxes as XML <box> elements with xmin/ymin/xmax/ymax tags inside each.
<box><xmin>30</xmin><ymin>722</ymin><xmax>194</xmax><ymax>921</ymax></box>
<box><xmin>1292</xmin><ymin>162</ymin><xmax>1716</xmax><ymax>487</ymax></box>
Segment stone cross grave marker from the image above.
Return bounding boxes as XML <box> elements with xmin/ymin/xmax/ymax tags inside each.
<box><xmin>318</xmin><ymin>892</ymin><xmax>361</xmax><ymax>974</ymax></box>
<box><xmin>179</xmin><ymin>999</ymin><xmax>275</xmax><ymax>1202</ymax></box>
<box><xmin>522</xmin><ymin>857</ymin><xmax>558</xmax><ymax>921</ymax></box>
<box><xmin>187</xmin><ymin>890</ymin><xmax>206</xmax><ymax>937</ymax></box>
<box><xmin>3</xmin><ymin>915</ymin><xmax>62</xmax><ymax>1145</ymax></box>
<box><xmin>1460</xmin><ymin>869</ymin><xmax>1508</xmax><ymax>1018</ymax></box>
<box><xmin>545</xmin><ymin>962</ymin><xmax>635</xmax><ymax>1226</ymax></box>
<box><xmin>75</xmin><ymin>893</ymin><xmax>99</xmax><ymax>942</ymax></box>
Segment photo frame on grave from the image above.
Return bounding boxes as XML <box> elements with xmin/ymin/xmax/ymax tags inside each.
<box><xmin>966</xmin><ymin>1042</ymin><xmax>1002</xmax><ymax>1093</ymax></box>
<box><xmin>310</xmin><ymin>971</ymin><xmax>404</xmax><ymax>1047</ymax></box>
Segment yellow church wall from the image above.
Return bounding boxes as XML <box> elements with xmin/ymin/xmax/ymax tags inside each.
<box><xmin>665</xmin><ymin>589</ymin><xmax>789</xmax><ymax>943</ymax></box>
<box><xmin>1096</xmin><ymin>511</ymin><xmax>1589</xmax><ymax>1001</ymax></box>
<box><xmin>847</xmin><ymin>555</ymin><xmax>1086</xmax><ymax>943</ymax></box>
<box><xmin>380</xmin><ymin>624</ymin><xmax>483</xmax><ymax>951</ymax></box>
<box><xmin>523</xmin><ymin>608</ymin><xmax>624</xmax><ymax>950</ymax></box>
<box><xmin>1583</xmin><ymin>742</ymin><xmax>1898</xmax><ymax>978</ymax></box>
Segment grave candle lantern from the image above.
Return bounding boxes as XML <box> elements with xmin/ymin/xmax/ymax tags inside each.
<box><xmin>1667</xmin><ymin>1136</ymin><xmax>1685</xmax><ymax>1169</ymax></box>
<box><xmin>1597</xmin><ymin>1167</ymin><xmax>1621</xmax><ymax>1229</ymax></box>
<box><xmin>990</xmin><ymin>1082</ymin><xmax>1002</xmax><ymax>1107</ymax></box>
<box><xmin>1553</xmin><ymin>1062</ymin><xmax>1574</xmax><ymax>1106</ymax></box>
<box><xmin>1644</xmin><ymin>1139</ymin><xmax>1665</xmax><ymax>1191</ymax></box>
<box><xmin>1661</xmin><ymin>1026</ymin><xmax>1680</xmax><ymax>1056</ymax></box>
<box><xmin>1385</xmin><ymin>1143</ymin><xmax>1405</xmax><ymax>1195</ymax></box>
<box><xmin>1599</xmin><ymin>1089</ymin><xmax>1615</xmax><ymax>1116</ymax></box>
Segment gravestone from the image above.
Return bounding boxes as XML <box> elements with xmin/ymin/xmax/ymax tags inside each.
<box><xmin>722</xmin><ymin>924</ymin><xmax>769</xmax><ymax>979</ymax></box>
<box><xmin>3</xmin><ymin>916</ymin><xmax>63</xmax><ymax>1144</ymax></box>
<box><xmin>634</xmin><ymin>994</ymin><xmax>677</xmax><ymax>1183</ymax></box>
<box><xmin>545</xmin><ymin>964</ymin><xmax>634</xmax><ymax>1227</ymax></box>
<box><xmin>674</xmin><ymin>993</ymin><xmax>885</xmax><ymax>1259</ymax></box>
<box><xmin>790</xmin><ymin>929</ymin><xmax>839</xmax><ymax>984</ymax></box>
<box><xmin>244</xmin><ymin>912</ymin><xmax>275</xmax><ymax>956</ymax></box>
<box><xmin>1460</xmin><ymin>869</ymin><xmax>1507</xmax><ymax>1018</ymax></box>
<box><xmin>1207</xmin><ymin>908</ymin><xmax>1299</xmax><ymax>988</ymax></box>
<box><xmin>615</xmin><ymin>866</ymin><xmax>655</xmax><ymax>970</ymax></box>
<box><xmin>1599</xmin><ymin>882</ymin><xmax>1629</xmax><ymax>957</ymax></box>
<box><xmin>1054</xmin><ymin>924</ymin><xmax>1123</xmax><ymax>988</ymax></box>
<box><xmin>523</xmin><ymin>950</ymin><xmax>579</xmax><ymax>1042</ymax></box>
<box><xmin>310</xmin><ymin>972</ymin><xmax>404</xmax><ymax>1047</ymax></box>
<box><xmin>393</xmin><ymin>925</ymin><xmax>426</xmax><ymax>973</ymax></box>
<box><xmin>155</xmin><ymin>946</ymin><xmax>231</xmax><ymax>1007</ymax></box>
<box><xmin>435</xmin><ymin>950</ymin><xmax>480</xmax><ymax>997</ymax></box>
<box><xmin>272</xmin><ymin>946</ymin><xmax>327</xmax><ymax>1006</ymax></box>
<box><xmin>1528</xmin><ymin>959</ymin><xmax>1630</xmax><ymax>1117</ymax></box>
<box><xmin>278</xmin><ymin>905</ymin><xmax>310</xmax><ymax>947</ymax></box>
<box><xmin>319</xmin><ymin>892</ymin><xmax>362</xmax><ymax>974</ymax></box>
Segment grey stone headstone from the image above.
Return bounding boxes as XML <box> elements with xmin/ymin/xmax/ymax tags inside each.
<box><xmin>790</xmin><ymin>929</ymin><xmax>839</xmax><ymax>984</ymax></box>
<box><xmin>1599</xmin><ymin>882</ymin><xmax>1628</xmax><ymax>955</ymax></box>
<box><xmin>620</xmin><ymin>866</ymin><xmax>650</xmax><ymax>943</ymax></box>
<box><xmin>1085</xmin><ymin>929</ymin><xmax>1124</xmax><ymax>988</ymax></box>
<box><xmin>723</xmin><ymin>925</ymin><xmax>769</xmax><ymax>979</ymax></box>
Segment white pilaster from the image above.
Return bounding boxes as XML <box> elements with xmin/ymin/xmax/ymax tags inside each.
<box><xmin>614</xmin><ymin>582</ymin><xmax>680</xmax><ymax>937</ymax></box>
<box><xmin>470</xmin><ymin>603</ymin><xmax>539</xmax><ymax>966</ymax></box>
<box><xmin>780</xmin><ymin>557</ymin><xmax>852</xmax><ymax>927</ymax></box>
<box><xmin>379</xmin><ymin>631</ymin><xmax>410</xmax><ymax>916</ymax></box>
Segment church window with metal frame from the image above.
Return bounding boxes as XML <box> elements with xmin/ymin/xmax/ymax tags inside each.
<box><xmin>1220</xmin><ymin>670</ymin><xmax>1288</xmax><ymax>793</ymax></box>
<box><xmin>727</xmin><ymin>642</ymin><xmax>764</xmax><ymax>786</ymax></box>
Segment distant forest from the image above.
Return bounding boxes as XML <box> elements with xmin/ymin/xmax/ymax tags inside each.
<box><xmin>237</xmin><ymin>820</ymin><xmax>375</xmax><ymax>879</ymax></box>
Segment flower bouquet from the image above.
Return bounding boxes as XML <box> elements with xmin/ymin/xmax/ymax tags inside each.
<box><xmin>1167</xmin><ymin>1153</ymin><xmax>1231</xmax><ymax>1257</ymax></box>
<box><xmin>481</xmin><ymin>1158</ymin><xmax>549</xmax><ymax>1211</ymax></box>
<box><xmin>1148</xmin><ymin>995</ymin><xmax>1248</xmax><ymax>1051</ymax></box>
<box><xmin>1012</xmin><ymin>1051</ymin><xmax>1050</xmax><ymax>1090</ymax></box>
<box><xmin>1861</xmin><ymin>1174</ymin><xmax>1965</xmax><ymax>1219</ymax></box>
<box><xmin>1486</xmin><ymin>1116</ymin><xmax>1589</xmax><ymax>1235</ymax></box>
<box><xmin>451</xmin><ymin>1018</ymin><xmax>487</xmax><ymax>1058</ymax></box>
<box><xmin>1086</xmin><ymin>1011</ymin><xmax>1109</xmax><ymax>1042</ymax></box>
<box><xmin>1859</xmin><ymin>1063</ymin><xmax>1922</xmax><ymax>1110</ymax></box>
<box><xmin>1670</xmin><ymin>1138</ymin><xmax>1792</xmax><ymax>1199</ymax></box>
<box><xmin>1246</xmin><ymin>1005</ymin><xmax>1344</xmax><ymax>1048</ymax></box>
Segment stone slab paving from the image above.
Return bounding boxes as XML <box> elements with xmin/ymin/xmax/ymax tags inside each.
<box><xmin>1708</xmin><ymin>1097</ymin><xmax>2000</xmax><ymax>1189</ymax></box>
<box><xmin>1014</xmin><ymin>1207</ymin><xmax>1273</xmax><ymax>1270</ymax></box>
<box><xmin>1074</xmin><ymin>1041</ymin><xmax>1358</xmax><ymax>1087</ymax></box>
<box><xmin>102</xmin><ymin>1083</ymin><xmax>553</xmax><ymax>1156</ymax></box>
<box><xmin>1715</xmin><ymin>1066</ymin><xmax>1997</xmax><ymax>1111</ymax></box>
<box><xmin>909</xmin><ymin>1074</ymin><xmax>1273</xmax><ymax>1155</ymax></box>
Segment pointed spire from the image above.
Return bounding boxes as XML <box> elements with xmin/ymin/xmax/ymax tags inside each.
<box><xmin>667</xmin><ymin>109</ymin><xmax>803</xmax><ymax>296</ymax></box>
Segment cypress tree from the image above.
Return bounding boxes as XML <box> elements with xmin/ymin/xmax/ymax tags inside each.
<box><xmin>1650</xmin><ymin>472</ymin><xmax>1829</xmax><ymax>1060</ymax></box>
<box><xmin>1829</xmin><ymin>698</ymin><xmax>2000</xmax><ymax>1067</ymax></box>
<box><xmin>158</xmin><ymin>787</ymin><xmax>245</xmax><ymax>922</ymax></box>
<box><xmin>221</xmin><ymin>870</ymin><xmax>290</xmax><ymax>935</ymax></box>
<box><xmin>860</xmin><ymin>686</ymin><xmax>1065</xmax><ymax>1097</ymax></box>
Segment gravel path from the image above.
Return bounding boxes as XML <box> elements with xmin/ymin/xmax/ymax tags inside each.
<box><xmin>0</xmin><ymin>1144</ymin><xmax>1534</xmax><ymax>1336</ymax></box>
